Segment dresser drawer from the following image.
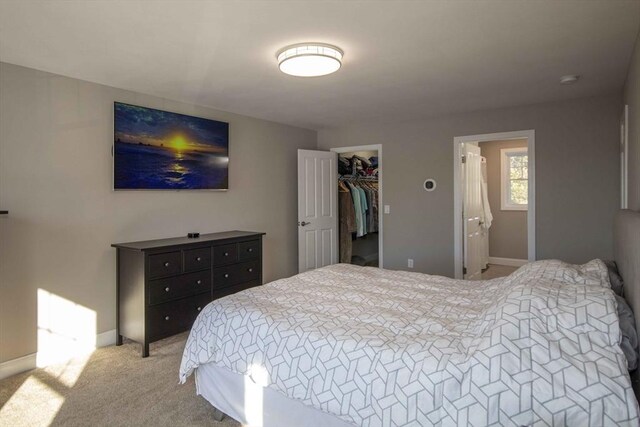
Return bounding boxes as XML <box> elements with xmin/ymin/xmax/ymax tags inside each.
<box><xmin>238</xmin><ymin>240</ymin><xmax>260</xmax><ymax>261</ymax></box>
<box><xmin>148</xmin><ymin>270</ymin><xmax>211</xmax><ymax>306</ymax></box>
<box><xmin>213</xmin><ymin>243</ymin><xmax>238</xmax><ymax>266</ymax></box>
<box><xmin>213</xmin><ymin>260</ymin><xmax>259</xmax><ymax>289</ymax></box>
<box><xmin>214</xmin><ymin>280</ymin><xmax>260</xmax><ymax>300</ymax></box>
<box><xmin>184</xmin><ymin>247</ymin><xmax>211</xmax><ymax>272</ymax></box>
<box><xmin>147</xmin><ymin>292</ymin><xmax>210</xmax><ymax>342</ymax></box>
<box><xmin>148</xmin><ymin>251</ymin><xmax>182</xmax><ymax>279</ymax></box>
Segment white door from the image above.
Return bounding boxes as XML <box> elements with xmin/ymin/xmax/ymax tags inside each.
<box><xmin>298</xmin><ymin>150</ymin><xmax>338</xmax><ymax>273</ymax></box>
<box><xmin>463</xmin><ymin>143</ymin><xmax>483</xmax><ymax>280</ymax></box>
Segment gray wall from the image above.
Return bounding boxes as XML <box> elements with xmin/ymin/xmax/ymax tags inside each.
<box><xmin>0</xmin><ymin>62</ymin><xmax>316</xmax><ymax>363</ymax></box>
<box><xmin>624</xmin><ymin>30</ymin><xmax>640</xmax><ymax>211</ymax></box>
<box><xmin>479</xmin><ymin>139</ymin><xmax>528</xmax><ymax>260</ymax></box>
<box><xmin>319</xmin><ymin>94</ymin><xmax>621</xmax><ymax>276</ymax></box>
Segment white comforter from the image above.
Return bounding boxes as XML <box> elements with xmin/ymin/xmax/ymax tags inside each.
<box><xmin>179</xmin><ymin>260</ymin><xmax>640</xmax><ymax>426</ymax></box>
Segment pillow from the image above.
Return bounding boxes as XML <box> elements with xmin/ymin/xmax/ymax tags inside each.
<box><xmin>604</xmin><ymin>260</ymin><xmax>624</xmax><ymax>296</ymax></box>
<box><xmin>615</xmin><ymin>294</ymin><xmax>638</xmax><ymax>370</ymax></box>
<box><xmin>510</xmin><ymin>259</ymin><xmax>610</xmax><ymax>287</ymax></box>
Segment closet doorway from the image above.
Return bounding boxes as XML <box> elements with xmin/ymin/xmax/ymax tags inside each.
<box><xmin>453</xmin><ymin>131</ymin><xmax>535</xmax><ymax>280</ymax></box>
<box><xmin>331</xmin><ymin>144</ymin><xmax>383</xmax><ymax>268</ymax></box>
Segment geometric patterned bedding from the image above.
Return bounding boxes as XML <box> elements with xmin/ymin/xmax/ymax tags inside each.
<box><xmin>179</xmin><ymin>260</ymin><xmax>640</xmax><ymax>426</ymax></box>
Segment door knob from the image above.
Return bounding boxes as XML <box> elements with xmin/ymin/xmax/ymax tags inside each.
<box><xmin>299</xmin><ymin>221</ymin><xmax>311</xmax><ymax>226</ymax></box>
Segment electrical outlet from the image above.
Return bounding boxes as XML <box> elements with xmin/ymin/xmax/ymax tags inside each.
<box><xmin>408</xmin><ymin>259</ymin><xmax>414</xmax><ymax>268</ymax></box>
<box><xmin>384</xmin><ymin>205</ymin><xmax>390</xmax><ymax>214</ymax></box>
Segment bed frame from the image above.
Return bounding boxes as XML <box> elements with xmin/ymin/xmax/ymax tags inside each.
<box><xmin>614</xmin><ymin>209</ymin><xmax>640</xmax><ymax>391</ymax></box>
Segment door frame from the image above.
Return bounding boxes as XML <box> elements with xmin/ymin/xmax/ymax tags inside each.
<box><xmin>621</xmin><ymin>104</ymin><xmax>629</xmax><ymax>209</ymax></box>
<box><xmin>330</xmin><ymin>144</ymin><xmax>383</xmax><ymax>268</ymax></box>
<box><xmin>453</xmin><ymin>130</ymin><xmax>535</xmax><ymax>279</ymax></box>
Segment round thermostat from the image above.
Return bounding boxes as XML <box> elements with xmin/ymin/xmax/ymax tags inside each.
<box><xmin>423</xmin><ymin>179</ymin><xmax>437</xmax><ymax>192</ymax></box>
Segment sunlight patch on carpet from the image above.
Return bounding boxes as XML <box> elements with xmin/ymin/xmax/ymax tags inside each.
<box><xmin>0</xmin><ymin>375</ymin><xmax>64</xmax><ymax>426</ymax></box>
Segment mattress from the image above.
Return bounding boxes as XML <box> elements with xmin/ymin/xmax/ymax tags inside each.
<box><xmin>180</xmin><ymin>261</ymin><xmax>640</xmax><ymax>426</ymax></box>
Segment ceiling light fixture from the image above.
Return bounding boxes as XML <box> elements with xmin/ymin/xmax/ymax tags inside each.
<box><xmin>560</xmin><ymin>74</ymin><xmax>580</xmax><ymax>85</ymax></box>
<box><xmin>277</xmin><ymin>43</ymin><xmax>343</xmax><ymax>77</ymax></box>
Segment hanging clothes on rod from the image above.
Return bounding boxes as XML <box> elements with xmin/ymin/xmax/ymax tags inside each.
<box><xmin>339</xmin><ymin>175</ymin><xmax>379</xmax><ymax>238</ymax></box>
<box><xmin>339</xmin><ymin>180</ymin><xmax>357</xmax><ymax>263</ymax></box>
<box><xmin>338</xmin><ymin>152</ymin><xmax>380</xmax><ymax>266</ymax></box>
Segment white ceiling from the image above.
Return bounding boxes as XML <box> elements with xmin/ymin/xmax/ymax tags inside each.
<box><xmin>0</xmin><ymin>1</ymin><xmax>638</xmax><ymax>130</ymax></box>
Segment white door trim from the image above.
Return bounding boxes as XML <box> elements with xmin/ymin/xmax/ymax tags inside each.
<box><xmin>330</xmin><ymin>144</ymin><xmax>383</xmax><ymax>268</ymax></box>
<box><xmin>621</xmin><ymin>105</ymin><xmax>629</xmax><ymax>209</ymax></box>
<box><xmin>453</xmin><ymin>130</ymin><xmax>535</xmax><ymax>279</ymax></box>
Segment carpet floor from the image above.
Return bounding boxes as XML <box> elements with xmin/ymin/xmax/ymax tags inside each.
<box><xmin>480</xmin><ymin>263</ymin><xmax>518</xmax><ymax>279</ymax></box>
<box><xmin>0</xmin><ymin>333</ymin><xmax>241</xmax><ymax>427</ymax></box>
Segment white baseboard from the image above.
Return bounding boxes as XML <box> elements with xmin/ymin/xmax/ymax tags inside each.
<box><xmin>96</xmin><ymin>329</ymin><xmax>117</xmax><ymax>348</ymax></box>
<box><xmin>0</xmin><ymin>353</ymin><xmax>37</xmax><ymax>381</ymax></box>
<box><xmin>488</xmin><ymin>257</ymin><xmax>528</xmax><ymax>267</ymax></box>
<box><xmin>0</xmin><ymin>329</ymin><xmax>117</xmax><ymax>381</ymax></box>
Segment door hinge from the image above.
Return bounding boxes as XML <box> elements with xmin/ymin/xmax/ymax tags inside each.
<box><xmin>461</xmin><ymin>155</ymin><xmax>466</xmax><ymax>164</ymax></box>
<box><xmin>463</xmin><ymin>267</ymin><xmax>467</xmax><ymax>275</ymax></box>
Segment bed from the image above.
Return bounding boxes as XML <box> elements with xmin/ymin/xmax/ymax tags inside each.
<box><xmin>179</xmin><ymin>210</ymin><xmax>640</xmax><ymax>427</ymax></box>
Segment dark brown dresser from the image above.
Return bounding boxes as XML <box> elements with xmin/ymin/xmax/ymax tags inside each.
<box><xmin>112</xmin><ymin>230</ymin><xmax>265</xmax><ymax>357</ymax></box>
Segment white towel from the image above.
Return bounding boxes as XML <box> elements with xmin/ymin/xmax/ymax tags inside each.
<box><xmin>480</xmin><ymin>161</ymin><xmax>493</xmax><ymax>230</ymax></box>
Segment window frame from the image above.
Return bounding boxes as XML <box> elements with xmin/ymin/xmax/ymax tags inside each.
<box><xmin>500</xmin><ymin>147</ymin><xmax>528</xmax><ymax>211</ymax></box>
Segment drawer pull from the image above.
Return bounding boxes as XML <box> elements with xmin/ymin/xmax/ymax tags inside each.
<box><xmin>224</xmin><ymin>273</ymin><xmax>229</xmax><ymax>278</ymax></box>
<box><xmin>164</xmin><ymin>262</ymin><xmax>170</xmax><ymax>267</ymax></box>
<box><xmin>164</xmin><ymin>316</ymin><xmax>170</xmax><ymax>321</ymax></box>
<box><xmin>196</xmin><ymin>280</ymin><xmax>202</xmax><ymax>285</ymax></box>
<box><xmin>248</xmin><ymin>268</ymin><xmax>253</xmax><ymax>272</ymax></box>
<box><xmin>197</xmin><ymin>306</ymin><xmax>202</xmax><ymax>311</ymax></box>
<box><xmin>248</xmin><ymin>248</ymin><xmax>253</xmax><ymax>253</ymax></box>
<box><xmin>196</xmin><ymin>257</ymin><xmax>202</xmax><ymax>261</ymax></box>
<box><xmin>165</xmin><ymin>287</ymin><xmax>170</xmax><ymax>292</ymax></box>
<box><xmin>224</xmin><ymin>252</ymin><xmax>229</xmax><ymax>257</ymax></box>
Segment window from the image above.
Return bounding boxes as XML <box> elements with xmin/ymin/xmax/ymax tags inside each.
<box><xmin>501</xmin><ymin>147</ymin><xmax>528</xmax><ymax>210</ymax></box>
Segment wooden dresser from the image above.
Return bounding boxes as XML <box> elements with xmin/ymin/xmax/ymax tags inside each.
<box><xmin>112</xmin><ymin>230</ymin><xmax>265</xmax><ymax>357</ymax></box>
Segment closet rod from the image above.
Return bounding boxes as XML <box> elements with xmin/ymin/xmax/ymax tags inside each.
<box><xmin>339</xmin><ymin>175</ymin><xmax>378</xmax><ymax>181</ymax></box>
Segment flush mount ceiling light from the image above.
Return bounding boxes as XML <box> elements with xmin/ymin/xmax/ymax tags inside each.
<box><xmin>277</xmin><ymin>43</ymin><xmax>343</xmax><ymax>77</ymax></box>
<box><xmin>560</xmin><ymin>74</ymin><xmax>580</xmax><ymax>85</ymax></box>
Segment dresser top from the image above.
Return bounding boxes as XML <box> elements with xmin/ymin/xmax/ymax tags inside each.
<box><xmin>112</xmin><ymin>230</ymin><xmax>265</xmax><ymax>251</ymax></box>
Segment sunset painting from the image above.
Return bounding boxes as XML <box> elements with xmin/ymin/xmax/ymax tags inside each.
<box><xmin>114</xmin><ymin>102</ymin><xmax>229</xmax><ymax>190</ymax></box>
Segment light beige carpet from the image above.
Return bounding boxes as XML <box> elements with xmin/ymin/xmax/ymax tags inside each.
<box><xmin>480</xmin><ymin>263</ymin><xmax>518</xmax><ymax>280</ymax></box>
<box><xmin>0</xmin><ymin>333</ymin><xmax>241</xmax><ymax>427</ymax></box>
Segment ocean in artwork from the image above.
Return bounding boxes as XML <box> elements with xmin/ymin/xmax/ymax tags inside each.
<box><xmin>114</xmin><ymin>103</ymin><xmax>229</xmax><ymax>190</ymax></box>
